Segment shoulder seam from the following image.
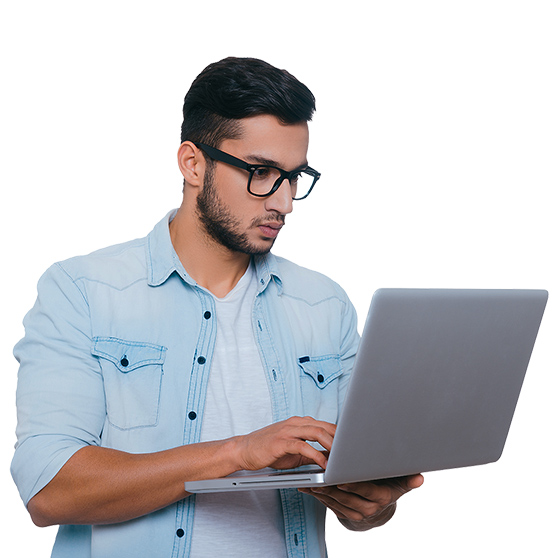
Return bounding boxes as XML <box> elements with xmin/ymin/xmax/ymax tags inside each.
<box><xmin>280</xmin><ymin>293</ymin><xmax>347</xmax><ymax>308</ymax></box>
<box><xmin>68</xmin><ymin>275</ymin><xmax>147</xmax><ymax>292</ymax></box>
<box><xmin>54</xmin><ymin>262</ymin><xmax>90</xmax><ymax>308</ymax></box>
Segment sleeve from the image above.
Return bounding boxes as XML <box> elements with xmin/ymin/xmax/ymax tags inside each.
<box><xmin>337</xmin><ymin>287</ymin><xmax>361</xmax><ymax>406</ymax></box>
<box><xmin>11</xmin><ymin>262</ymin><xmax>106</xmax><ymax>507</ymax></box>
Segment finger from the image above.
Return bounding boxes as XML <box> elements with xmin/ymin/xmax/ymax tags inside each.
<box><xmin>378</xmin><ymin>474</ymin><xmax>424</xmax><ymax>495</ymax></box>
<box><xmin>337</xmin><ymin>474</ymin><xmax>424</xmax><ymax>504</ymax></box>
<box><xmin>277</xmin><ymin>421</ymin><xmax>336</xmax><ymax>469</ymax></box>
<box><xmin>336</xmin><ymin>483</ymin><xmax>394</xmax><ymax>509</ymax></box>
<box><xmin>287</xmin><ymin>416</ymin><xmax>337</xmax><ymax>439</ymax></box>
<box><xmin>287</xmin><ymin>424</ymin><xmax>335</xmax><ymax>452</ymax></box>
<box><xmin>286</xmin><ymin>439</ymin><xmax>329</xmax><ymax>469</ymax></box>
<box><xmin>327</xmin><ymin>485</ymin><xmax>386</xmax><ymax>514</ymax></box>
<box><xmin>407</xmin><ymin>474</ymin><xmax>424</xmax><ymax>489</ymax></box>
<box><xmin>300</xmin><ymin>487</ymin><xmax>379</xmax><ymax>522</ymax></box>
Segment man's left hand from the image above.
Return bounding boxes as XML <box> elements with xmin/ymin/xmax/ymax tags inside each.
<box><xmin>299</xmin><ymin>474</ymin><xmax>424</xmax><ymax>531</ymax></box>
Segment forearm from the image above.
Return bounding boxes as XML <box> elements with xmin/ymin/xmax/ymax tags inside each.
<box><xmin>28</xmin><ymin>438</ymin><xmax>241</xmax><ymax>527</ymax></box>
<box><xmin>27</xmin><ymin>416</ymin><xmax>336</xmax><ymax>527</ymax></box>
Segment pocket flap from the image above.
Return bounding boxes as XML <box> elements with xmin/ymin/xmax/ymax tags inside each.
<box><xmin>298</xmin><ymin>355</ymin><xmax>343</xmax><ymax>388</ymax></box>
<box><xmin>92</xmin><ymin>337</ymin><xmax>167</xmax><ymax>373</ymax></box>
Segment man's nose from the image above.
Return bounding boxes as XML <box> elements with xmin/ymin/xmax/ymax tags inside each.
<box><xmin>265</xmin><ymin>178</ymin><xmax>293</xmax><ymax>215</ymax></box>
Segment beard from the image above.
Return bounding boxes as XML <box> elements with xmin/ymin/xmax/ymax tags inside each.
<box><xmin>196</xmin><ymin>167</ymin><xmax>283</xmax><ymax>256</ymax></box>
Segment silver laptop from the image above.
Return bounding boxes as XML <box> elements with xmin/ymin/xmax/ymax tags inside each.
<box><xmin>184</xmin><ymin>288</ymin><xmax>548</xmax><ymax>493</ymax></box>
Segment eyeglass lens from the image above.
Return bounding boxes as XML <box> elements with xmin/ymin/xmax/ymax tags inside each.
<box><xmin>248</xmin><ymin>167</ymin><xmax>315</xmax><ymax>200</ymax></box>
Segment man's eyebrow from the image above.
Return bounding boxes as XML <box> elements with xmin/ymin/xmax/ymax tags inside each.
<box><xmin>246</xmin><ymin>153</ymin><xmax>309</xmax><ymax>170</ymax></box>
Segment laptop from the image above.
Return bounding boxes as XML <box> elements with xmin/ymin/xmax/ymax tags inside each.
<box><xmin>184</xmin><ymin>288</ymin><xmax>548</xmax><ymax>493</ymax></box>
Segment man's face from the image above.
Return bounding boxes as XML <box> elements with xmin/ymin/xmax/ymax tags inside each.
<box><xmin>195</xmin><ymin>114</ymin><xmax>310</xmax><ymax>255</ymax></box>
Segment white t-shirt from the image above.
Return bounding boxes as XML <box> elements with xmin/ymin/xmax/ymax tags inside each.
<box><xmin>189</xmin><ymin>263</ymin><xmax>287</xmax><ymax>557</ymax></box>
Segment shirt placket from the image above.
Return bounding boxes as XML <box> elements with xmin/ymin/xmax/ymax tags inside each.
<box><xmin>172</xmin><ymin>288</ymin><xmax>217</xmax><ymax>558</ymax></box>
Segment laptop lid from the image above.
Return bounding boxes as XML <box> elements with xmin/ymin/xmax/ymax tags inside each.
<box><xmin>323</xmin><ymin>288</ymin><xmax>548</xmax><ymax>484</ymax></box>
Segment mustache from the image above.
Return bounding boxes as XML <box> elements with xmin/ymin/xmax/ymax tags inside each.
<box><xmin>251</xmin><ymin>213</ymin><xmax>286</xmax><ymax>227</ymax></box>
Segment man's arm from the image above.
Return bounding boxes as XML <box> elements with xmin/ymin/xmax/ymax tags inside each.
<box><xmin>27</xmin><ymin>416</ymin><xmax>335</xmax><ymax>527</ymax></box>
<box><xmin>299</xmin><ymin>474</ymin><xmax>424</xmax><ymax>531</ymax></box>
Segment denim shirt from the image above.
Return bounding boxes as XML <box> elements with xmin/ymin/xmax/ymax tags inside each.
<box><xmin>12</xmin><ymin>211</ymin><xmax>360</xmax><ymax>558</ymax></box>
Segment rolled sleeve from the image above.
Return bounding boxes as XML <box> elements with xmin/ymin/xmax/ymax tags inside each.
<box><xmin>11</xmin><ymin>263</ymin><xmax>106</xmax><ymax>506</ymax></box>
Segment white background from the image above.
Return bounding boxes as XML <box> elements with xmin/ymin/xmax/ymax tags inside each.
<box><xmin>1</xmin><ymin>1</ymin><xmax>556</xmax><ymax>556</ymax></box>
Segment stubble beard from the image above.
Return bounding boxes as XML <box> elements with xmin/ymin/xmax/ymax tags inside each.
<box><xmin>195</xmin><ymin>167</ymin><xmax>282</xmax><ymax>256</ymax></box>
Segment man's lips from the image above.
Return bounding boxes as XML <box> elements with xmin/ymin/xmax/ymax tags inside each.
<box><xmin>257</xmin><ymin>222</ymin><xmax>284</xmax><ymax>239</ymax></box>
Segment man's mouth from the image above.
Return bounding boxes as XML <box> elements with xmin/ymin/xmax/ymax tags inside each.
<box><xmin>257</xmin><ymin>222</ymin><xmax>284</xmax><ymax>239</ymax></box>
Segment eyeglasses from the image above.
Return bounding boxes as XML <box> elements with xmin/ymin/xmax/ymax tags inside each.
<box><xmin>194</xmin><ymin>142</ymin><xmax>321</xmax><ymax>200</ymax></box>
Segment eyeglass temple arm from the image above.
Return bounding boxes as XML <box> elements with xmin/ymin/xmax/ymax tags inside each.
<box><xmin>193</xmin><ymin>142</ymin><xmax>250</xmax><ymax>171</ymax></box>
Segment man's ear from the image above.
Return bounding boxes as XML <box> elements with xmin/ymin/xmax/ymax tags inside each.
<box><xmin>177</xmin><ymin>141</ymin><xmax>205</xmax><ymax>187</ymax></box>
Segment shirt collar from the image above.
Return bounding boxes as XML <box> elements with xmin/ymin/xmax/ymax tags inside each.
<box><xmin>253</xmin><ymin>253</ymin><xmax>283</xmax><ymax>295</ymax></box>
<box><xmin>147</xmin><ymin>210</ymin><xmax>194</xmax><ymax>287</ymax></box>
<box><xmin>147</xmin><ymin>210</ymin><xmax>283</xmax><ymax>294</ymax></box>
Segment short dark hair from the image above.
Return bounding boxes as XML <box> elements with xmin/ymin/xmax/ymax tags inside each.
<box><xmin>180</xmin><ymin>57</ymin><xmax>316</xmax><ymax>148</ymax></box>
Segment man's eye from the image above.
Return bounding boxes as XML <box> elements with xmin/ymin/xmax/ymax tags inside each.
<box><xmin>252</xmin><ymin>167</ymin><xmax>272</xmax><ymax>180</ymax></box>
<box><xmin>290</xmin><ymin>172</ymin><xmax>302</xmax><ymax>184</ymax></box>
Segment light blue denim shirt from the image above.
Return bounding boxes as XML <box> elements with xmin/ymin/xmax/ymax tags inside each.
<box><xmin>12</xmin><ymin>211</ymin><xmax>360</xmax><ymax>558</ymax></box>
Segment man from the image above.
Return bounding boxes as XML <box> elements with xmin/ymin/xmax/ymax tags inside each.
<box><xmin>12</xmin><ymin>57</ymin><xmax>422</xmax><ymax>557</ymax></box>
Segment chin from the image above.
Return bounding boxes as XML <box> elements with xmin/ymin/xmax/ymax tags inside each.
<box><xmin>243</xmin><ymin>239</ymin><xmax>275</xmax><ymax>256</ymax></box>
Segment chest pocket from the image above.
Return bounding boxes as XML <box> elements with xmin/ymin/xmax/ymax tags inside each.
<box><xmin>298</xmin><ymin>354</ymin><xmax>344</xmax><ymax>423</ymax></box>
<box><xmin>92</xmin><ymin>337</ymin><xmax>167</xmax><ymax>430</ymax></box>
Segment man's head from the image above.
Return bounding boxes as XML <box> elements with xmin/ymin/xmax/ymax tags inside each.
<box><xmin>180</xmin><ymin>57</ymin><xmax>316</xmax><ymax>149</ymax></box>
<box><xmin>177</xmin><ymin>58</ymin><xmax>316</xmax><ymax>256</ymax></box>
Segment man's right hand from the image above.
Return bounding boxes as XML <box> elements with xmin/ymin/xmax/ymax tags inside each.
<box><xmin>233</xmin><ymin>416</ymin><xmax>336</xmax><ymax>472</ymax></box>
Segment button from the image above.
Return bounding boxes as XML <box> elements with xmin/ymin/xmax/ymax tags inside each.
<box><xmin>120</xmin><ymin>357</ymin><xmax>129</xmax><ymax>367</ymax></box>
<box><xmin>317</xmin><ymin>373</ymin><xmax>324</xmax><ymax>383</ymax></box>
<box><xmin>188</xmin><ymin>411</ymin><xmax>197</xmax><ymax>420</ymax></box>
<box><xmin>176</xmin><ymin>528</ymin><xmax>185</xmax><ymax>538</ymax></box>
<box><xmin>197</xmin><ymin>356</ymin><xmax>206</xmax><ymax>365</ymax></box>
<box><xmin>204</xmin><ymin>311</ymin><xmax>211</xmax><ymax>319</ymax></box>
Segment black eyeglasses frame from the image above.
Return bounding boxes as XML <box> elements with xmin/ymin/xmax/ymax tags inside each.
<box><xmin>193</xmin><ymin>142</ymin><xmax>320</xmax><ymax>200</ymax></box>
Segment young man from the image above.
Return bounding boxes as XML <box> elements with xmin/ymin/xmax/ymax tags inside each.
<box><xmin>12</xmin><ymin>57</ymin><xmax>422</xmax><ymax>558</ymax></box>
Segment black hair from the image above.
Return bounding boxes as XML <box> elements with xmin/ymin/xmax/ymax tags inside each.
<box><xmin>180</xmin><ymin>57</ymin><xmax>315</xmax><ymax>148</ymax></box>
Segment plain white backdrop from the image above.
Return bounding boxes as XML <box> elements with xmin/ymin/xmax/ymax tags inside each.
<box><xmin>1</xmin><ymin>1</ymin><xmax>556</xmax><ymax>556</ymax></box>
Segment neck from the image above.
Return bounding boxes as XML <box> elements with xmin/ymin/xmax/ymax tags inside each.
<box><xmin>169</xmin><ymin>206</ymin><xmax>251</xmax><ymax>298</ymax></box>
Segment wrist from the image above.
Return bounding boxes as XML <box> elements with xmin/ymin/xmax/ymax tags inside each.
<box><xmin>339</xmin><ymin>502</ymin><xmax>397</xmax><ymax>532</ymax></box>
<box><xmin>224</xmin><ymin>435</ymin><xmax>246</xmax><ymax>473</ymax></box>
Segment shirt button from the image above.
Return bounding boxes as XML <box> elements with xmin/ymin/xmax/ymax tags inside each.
<box><xmin>317</xmin><ymin>373</ymin><xmax>324</xmax><ymax>383</ymax></box>
<box><xmin>176</xmin><ymin>528</ymin><xmax>185</xmax><ymax>538</ymax></box>
<box><xmin>120</xmin><ymin>357</ymin><xmax>129</xmax><ymax>367</ymax></box>
<box><xmin>204</xmin><ymin>311</ymin><xmax>211</xmax><ymax>319</ymax></box>
<box><xmin>188</xmin><ymin>411</ymin><xmax>197</xmax><ymax>420</ymax></box>
<box><xmin>197</xmin><ymin>356</ymin><xmax>206</xmax><ymax>364</ymax></box>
